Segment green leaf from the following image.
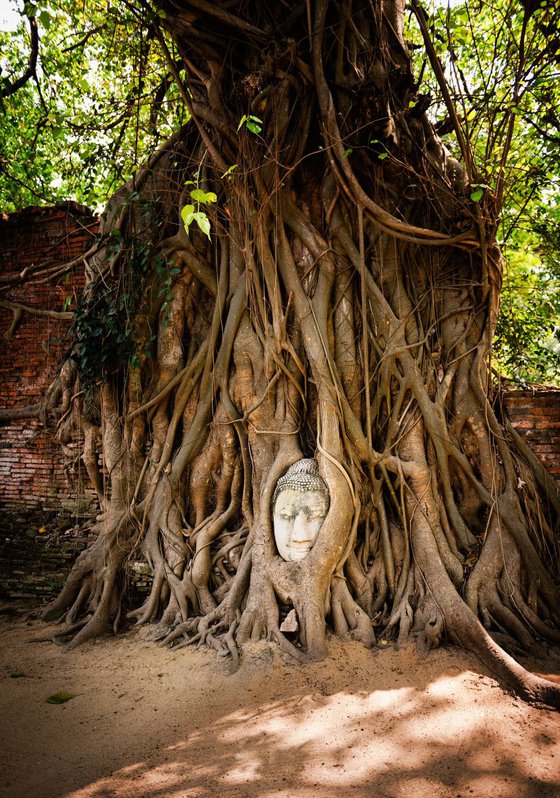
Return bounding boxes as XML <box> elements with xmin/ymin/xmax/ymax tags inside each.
<box><xmin>181</xmin><ymin>203</ymin><xmax>196</xmax><ymax>233</ymax></box>
<box><xmin>193</xmin><ymin>212</ymin><xmax>211</xmax><ymax>240</ymax></box>
<box><xmin>182</xmin><ymin>205</ymin><xmax>211</xmax><ymax>239</ymax></box>
<box><xmin>238</xmin><ymin>115</ymin><xmax>262</xmax><ymax>134</ymax></box>
<box><xmin>469</xmin><ymin>184</ymin><xmax>489</xmax><ymax>202</ymax></box>
<box><xmin>189</xmin><ymin>188</ymin><xmax>205</xmax><ymax>203</ymax></box>
<box><xmin>23</xmin><ymin>2</ymin><xmax>37</xmax><ymax>19</ymax></box>
<box><xmin>221</xmin><ymin>164</ymin><xmax>238</xmax><ymax>178</ymax></box>
<box><xmin>343</xmin><ymin>147</ymin><xmax>353</xmax><ymax>158</ymax></box>
<box><xmin>190</xmin><ymin>188</ymin><xmax>217</xmax><ymax>204</ymax></box>
<box><xmin>46</xmin><ymin>691</ymin><xmax>74</xmax><ymax>704</ymax></box>
<box><xmin>38</xmin><ymin>10</ymin><xmax>51</xmax><ymax>28</ymax></box>
<box><xmin>246</xmin><ymin>120</ymin><xmax>262</xmax><ymax>134</ymax></box>
<box><xmin>378</xmin><ymin>153</ymin><xmax>388</xmax><ymax>160</ymax></box>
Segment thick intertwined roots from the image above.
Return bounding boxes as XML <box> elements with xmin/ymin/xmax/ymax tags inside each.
<box><xmin>44</xmin><ymin>0</ymin><xmax>560</xmax><ymax>708</ymax></box>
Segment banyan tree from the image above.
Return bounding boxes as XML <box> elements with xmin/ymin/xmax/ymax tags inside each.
<box><xmin>39</xmin><ymin>0</ymin><xmax>560</xmax><ymax>708</ymax></box>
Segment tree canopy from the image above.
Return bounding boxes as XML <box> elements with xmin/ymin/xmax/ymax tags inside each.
<box><xmin>405</xmin><ymin>0</ymin><xmax>560</xmax><ymax>382</ymax></box>
<box><xmin>0</xmin><ymin>0</ymin><xmax>184</xmax><ymax>209</ymax></box>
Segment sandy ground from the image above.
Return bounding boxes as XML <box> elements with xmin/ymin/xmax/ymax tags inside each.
<box><xmin>0</xmin><ymin>605</ymin><xmax>559</xmax><ymax>798</ymax></box>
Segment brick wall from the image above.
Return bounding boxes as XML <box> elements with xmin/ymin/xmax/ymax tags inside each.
<box><xmin>0</xmin><ymin>203</ymin><xmax>99</xmax><ymax>512</ymax></box>
<box><xmin>0</xmin><ymin>511</ymin><xmax>149</xmax><ymax>599</ymax></box>
<box><xmin>0</xmin><ymin>512</ymin><xmax>91</xmax><ymax>598</ymax></box>
<box><xmin>503</xmin><ymin>389</ymin><xmax>560</xmax><ymax>487</ymax></box>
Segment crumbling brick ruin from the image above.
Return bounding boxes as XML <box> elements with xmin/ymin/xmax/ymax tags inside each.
<box><xmin>0</xmin><ymin>203</ymin><xmax>99</xmax><ymax>512</ymax></box>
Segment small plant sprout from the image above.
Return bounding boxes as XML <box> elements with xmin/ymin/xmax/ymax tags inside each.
<box><xmin>181</xmin><ymin>180</ymin><xmax>217</xmax><ymax>241</ymax></box>
<box><xmin>370</xmin><ymin>139</ymin><xmax>388</xmax><ymax>160</ymax></box>
<box><xmin>221</xmin><ymin>164</ymin><xmax>238</xmax><ymax>179</ymax></box>
<box><xmin>237</xmin><ymin>115</ymin><xmax>263</xmax><ymax>134</ymax></box>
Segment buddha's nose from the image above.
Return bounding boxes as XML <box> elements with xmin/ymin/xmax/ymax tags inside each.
<box><xmin>292</xmin><ymin>512</ymin><xmax>311</xmax><ymax>542</ymax></box>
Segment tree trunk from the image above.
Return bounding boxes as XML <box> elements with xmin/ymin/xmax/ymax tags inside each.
<box><xmin>44</xmin><ymin>0</ymin><xmax>560</xmax><ymax>709</ymax></box>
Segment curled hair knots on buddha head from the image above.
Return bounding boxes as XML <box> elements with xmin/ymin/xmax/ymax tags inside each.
<box><xmin>272</xmin><ymin>458</ymin><xmax>330</xmax><ymax>508</ymax></box>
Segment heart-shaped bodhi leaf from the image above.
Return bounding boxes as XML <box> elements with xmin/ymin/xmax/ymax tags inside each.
<box><xmin>181</xmin><ymin>204</ymin><xmax>211</xmax><ymax>241</ymax></box>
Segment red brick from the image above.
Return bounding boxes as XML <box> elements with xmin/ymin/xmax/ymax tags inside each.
<box><xmin>1</xmin><ymin>204</ymin><xmax>99</xmax><ymax>512</ymax></box>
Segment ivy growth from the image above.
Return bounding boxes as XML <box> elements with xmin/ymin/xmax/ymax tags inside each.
<box><xmin>70</xmin><ymin>224</ymin><xmax>169</xmax><ymax>392</ymax></box>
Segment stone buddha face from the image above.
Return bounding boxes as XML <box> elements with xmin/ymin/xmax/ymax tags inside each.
<box><xmin>272</xmin><ymin>459</ymin><xmax>329</xmax><ymax>562</ymax></box>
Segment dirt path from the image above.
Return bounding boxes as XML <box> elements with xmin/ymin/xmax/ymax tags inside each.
<box><xmin>0</xmin><ymin>605</ymin><xmax>559</xmax><ymax>798</ymax></box>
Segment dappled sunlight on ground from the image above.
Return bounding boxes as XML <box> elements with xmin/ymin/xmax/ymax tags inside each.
<box><xmin>1</xmin><ymin>610</ymin><xmax>558</xmax><ymax>798</ymax></box>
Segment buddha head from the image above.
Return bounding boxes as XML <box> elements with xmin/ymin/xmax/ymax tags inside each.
<box><xmin>272</xmin><ymin>459</ymin><xmax>330</xmax><ymax>562</ymax></box>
